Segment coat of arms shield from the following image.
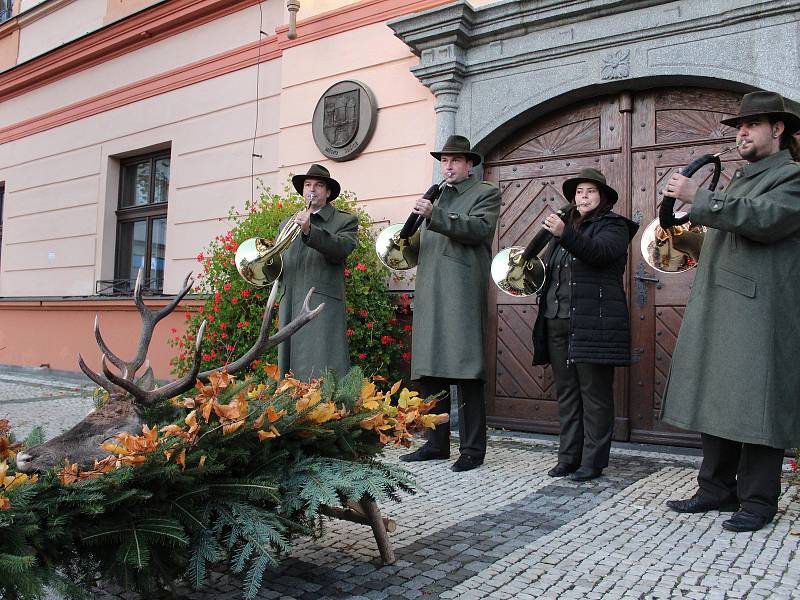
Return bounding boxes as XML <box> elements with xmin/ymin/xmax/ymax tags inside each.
<box><xmin>323</xmin><ymin>90</ymin><xmax>360</xmax><ymax>148</ymax></box>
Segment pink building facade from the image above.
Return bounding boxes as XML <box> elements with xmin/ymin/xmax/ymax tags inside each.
<box><xmin>0</xmin><ymin>0</ymin><xmax>475</xmax><ymax>378</ymax></box>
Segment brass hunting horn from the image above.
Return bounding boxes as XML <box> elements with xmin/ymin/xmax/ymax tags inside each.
<box><xmin>235</xmin><ymin>196</ymin><xmax>313</xmax><ymax>286</ymax></box>
<box><xmin>375</xmin><ymin>183</ymin><xmax>445</xmax><ymax>271</ymax></box>
<box><xmin>641</xmin><ymin>142</ymin><xmax>742</xmax><ymax>274</ymax></box>
<box><xmin>491</xmin><ymin>204</ymin><xmax>573</xmax><ymax>297</ymax></box>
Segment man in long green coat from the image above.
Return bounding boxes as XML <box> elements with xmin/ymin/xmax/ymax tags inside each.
<box><xmin>400</xmin><ymin>135</ymin><xmax>501</xmax><ymax>472</ymax></box>
<box><xmin>278</xmin><ymin>164</ymin><xmax>358</xmax><ymax>381</ymax></box>
<box><xmin>660</xmin><ymin>91</ymin><xmax>800</xmax><ymax>532</ymax></box>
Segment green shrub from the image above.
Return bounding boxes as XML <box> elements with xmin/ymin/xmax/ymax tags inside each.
<box><xmin>169</xmin><ymin>183</ymin><xmax>410</xmax><ymax>381</ymax></box>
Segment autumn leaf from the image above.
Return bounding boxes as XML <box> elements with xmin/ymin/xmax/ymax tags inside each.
<box><xmin>100</xmin><ymin>442</ymin><xmax>128</xmax><ymax>455</ymax></box>
<box><xmin>276</xmin><ymin>377</ymin><xmax>301</xmax><ymax>395</ymax></box>
<box><xmin>176</xmin><ymin>449</ymin><xmax>186</xmax><ymax>469</ymax></box>
<box><xmin>295</xmin><ymin>389</ymin><xmax>322</xmax><ymax>413</ymax></box>
<box><xmin>0</xmin><ymin>436</ymin><xmax>23</xmax><ymax>460</ymax></box>
<box><xmin>257</xmin><ymin>426</ymin><xmax>280</xmax><ymax>441</ymax></box>
<box><xmin>398</xmin><ymin>388</ymin><xmax>420</xmax><ymax>409</ymax></box>
<box><xmin>360</xmin><ymin>381</ymin><xmax>377</xmax><ymax>403</ymax></box>
<box><xmin>0</xmin><ymin>496</ymin><xmax>10</xmax><ymax>510</ymax></box>
<box><xmin>263</xmin><ymin>363</ymin><xmax>280</xmax><ymax>381</ymax></box>
<box><xmin>421</xmin><ymin>413</ymin><xmax>450</xmax><ymax>429</ymax></box>
<box><xmin>59</xmin><ymin>461</ymin><xmax>79</xmax><ymax>486</ymax></box>
<box><xmin>307</xmin><ymin>401</ymin><xmax>341</xmax><ymax>425</ymax></box>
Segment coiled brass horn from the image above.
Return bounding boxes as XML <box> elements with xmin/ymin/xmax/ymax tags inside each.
<box><xmin>376</xmin><ymin>183</ymin><xmax>445</xmax><ymax>271</ymax></box>
<box><xmin>641</xmin><ymin>142</ymin><xmax>742</xmax><ymax>274</ymax></box>
<box><xmin>491</xmin><ymin>204</ymin><xmax>573</xmax><ymax>297</ymax></box>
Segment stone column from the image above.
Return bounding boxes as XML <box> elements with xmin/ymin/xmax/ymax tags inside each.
<box><xmin>430</xmin><ymin>79</ymin><xmax>463</xmax><ymax>152</ymax></box>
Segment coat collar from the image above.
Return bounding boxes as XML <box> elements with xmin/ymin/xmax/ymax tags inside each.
<box><xmin>446</xmin><ymin>176</ymin><xmax>480</xmax><ymax>195</ymax></box>
<box><xmin>312</xmin><ymin>203</ymin><xmax>335</xmax><ymax>222</ymax></box>
<box><xmin>739</xmin><ymin>149</ymin><xmax>793</xmax><ymax>178</ymax></box>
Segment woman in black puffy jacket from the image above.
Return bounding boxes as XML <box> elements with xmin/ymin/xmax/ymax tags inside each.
<box><xmin>532</xmin><ymin>168</ymin><xmax>638</xmax><ymax>481</ymax></box>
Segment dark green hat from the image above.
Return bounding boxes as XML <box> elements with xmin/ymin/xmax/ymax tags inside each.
<box><xmin>291</xmin><ymin>164</ymin><xmax>341</xmax><ymax>202</ymax></box>
<box><xmin>720</xmin><ymin>91</ymin><xmax>800</xmax><ymax>134</ymax></box>
<box><xmin>562</xmin><ymin>168</ymin><xmax>619</xmax><ymax>205</ymax></box>
<box><xmin>430</xmin><ymin>135</ymin><xmax>482</xmax><ymax>166</ymax></box>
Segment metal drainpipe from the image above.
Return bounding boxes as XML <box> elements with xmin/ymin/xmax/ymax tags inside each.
<box><xmin>287</xmin><ymin>0</ymin><xmax>299</xmax><ymax>39</ymax></box>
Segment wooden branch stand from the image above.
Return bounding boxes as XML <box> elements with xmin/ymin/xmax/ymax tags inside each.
<box><xmin>319</xmin><ymin>495</ymin><xmax>396</xmax><ymax>563</ymax></box>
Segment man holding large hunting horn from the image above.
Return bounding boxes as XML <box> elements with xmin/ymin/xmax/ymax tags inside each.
<box><xmin>399</xmin><ymin>135</ymin><xmax>501</xmax><ymax>472</ymax></box>
<box><xmin>278</xmin><ymin>164</ymin><xmax>358</xmax><ymax>381</ymax></box>
<box><xmin>660</xmin><ymin>91</ymin><xmax>800</xmax><ymax>532</ymax></box>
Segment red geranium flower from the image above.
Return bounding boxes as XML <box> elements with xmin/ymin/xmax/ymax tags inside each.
<box><xmin>223</xmin><ymin>283</ymin><xmax>232</xmax><ymax>291</ymax></box>
<box><xmin>380</xmin><ymin>335</ymin><xmax>392</xmax><ymax>345</ymax></box>
<box><xmin>403</xmin><ymin>325</ymin><xmax>413</xmax><ymax>332</ymax></box>
<box><xmin>344</xmin><ymin>268</ymin><xmax>352</xmax><ymax>277</ymax></box>
<box><xmin>358</xmin><ymin>353</ymin><xmax>367</xmax><ymax>360</ymax></box>
<box><xmin>359</xmin><ymin>309</ymin><xmax>369</xmax><ymax>318</ymax></box>
<box><xmin>346</xmin><ymin>329</ymin><xmax>355</xmax><ymax>337</ymax></box>
<box><xmin>356</xmin><ymin>263</ymin><xmax>367</xmax><ymax>272</ymax></box>
<box><xmin>402</xmin><ymin>352</ymin><xmax>412</xmax><ymax>363</ymax></box>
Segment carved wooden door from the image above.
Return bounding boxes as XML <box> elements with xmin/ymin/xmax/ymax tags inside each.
<box><xmin>626</xmin><ymin>88</ymin><xmax>744</xmax><ymax>445</ymax></box>
<box><xmin>484</xmin><ymin>96</ymin><xmax>626</xmax><ymax>434</ymax></box>
<box><xmin>484</xmin><ymin>87</ymin><xmax>744</xmax><ymax>446</ymax></box>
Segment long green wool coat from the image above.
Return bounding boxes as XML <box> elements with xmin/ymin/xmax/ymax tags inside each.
<box><xmin>411</xmin><ymin>177</ymin><xmax>501</xmax><ymax>381</ymax></box>
<box><xmin>277</xmin><ymin>203</ymin><xmax>358</xmax><ymax>381</ymax></box>
<box><xmin>661</xmin><ymin>149</ymin><xmax>800</xmax><ymax>448</ymax></box>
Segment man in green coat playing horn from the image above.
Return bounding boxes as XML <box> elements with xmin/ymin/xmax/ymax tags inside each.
<box><xmin>278</xmin><ymin>164</ymin><xmax>358</xmax><ymax>381</ymax></box>
<box><xmin>660</xmin><ymin>91</ymin><xmax>800</xmax><ymax>532</ymax></box>
<box><xmin>400</xmin><ymin>135</ymin><xmax>501</xmax><ymax>472</ymax></box>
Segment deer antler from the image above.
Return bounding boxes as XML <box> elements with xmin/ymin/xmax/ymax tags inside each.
<box><xmin>80</xmin><ymin>269</ymin><xmax>193</xmax><ymax>398</ymax></box>
<box><xmin>102</xmin><ymin>281</ymin><xmax>324</xmax><ymax>405</ymax></box>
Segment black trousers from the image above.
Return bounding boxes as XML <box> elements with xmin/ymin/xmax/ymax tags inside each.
<box><xmin>418</xmin><ymin>376</ymin><xmax>486</xmax><ymax>459</ymax></box>
<box><xmin>546</xmin><ymin>318</ymin><xmax>615</xmax><ymax>469</ymax></box>
<box><xmin>697</xmin><ymin>433</ymin><xmax>785</xmax><ymax>520</ymax></box>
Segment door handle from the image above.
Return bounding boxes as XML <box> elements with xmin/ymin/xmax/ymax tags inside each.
<box><xmin>633</xmin><ymin>275</ymin><xmax>660</xmax><ymax>283</ymax></box>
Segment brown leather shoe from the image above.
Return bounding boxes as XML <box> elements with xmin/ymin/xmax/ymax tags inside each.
<box><xmin>666</xmin><ymin>494</ymin><xmax>739</xmax><ymax>513</ymax></box>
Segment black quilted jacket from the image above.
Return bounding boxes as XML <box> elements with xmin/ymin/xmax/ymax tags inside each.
<box><xmin>531</xmin><ymin>210</ymin><xmax>638</xmax><ymax>366</ymax></box>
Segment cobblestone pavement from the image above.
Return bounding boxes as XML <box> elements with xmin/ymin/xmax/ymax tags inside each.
<box><xmin>2</xmin><ymin>366</ymin><xmax>798</xmax><ymax>600</ymax></box>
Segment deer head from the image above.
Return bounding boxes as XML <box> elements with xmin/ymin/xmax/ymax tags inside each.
<box><xmin>15</xmin><ymin>270</ymin><xmax>323</xmax><ymax>473</ymax></box>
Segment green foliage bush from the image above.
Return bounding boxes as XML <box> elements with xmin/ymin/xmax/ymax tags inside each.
<box><xmin>169</xmin><ymin>183</ymin><xmax>411</xmax><ymax>381</ymax></box>
<box><xmin>0</xmin><ymin>368</ymin><xmax>423</xmax><ymax>599</ymax></box>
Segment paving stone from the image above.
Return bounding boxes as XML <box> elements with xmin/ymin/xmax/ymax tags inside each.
<box><xmin>15</xmin><ymin>366</ymin><xmax>800</xmax><ymax>600</ymax></box>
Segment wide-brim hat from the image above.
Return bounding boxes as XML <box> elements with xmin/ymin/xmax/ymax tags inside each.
<box><xmin>562</xmin><ymin>168</ymin><xmax>619</xmax><ymax>205</ymax></box>
<box><xmin>430</xmin><ymin>135</ymin><xmax>482</xmax><ymax>166</ymax></box>
<box><xmin>291</xmin><ymin>164</ymin><xmax>341</xmax><ymax>202</ymax></box>
<box><xmin>720</xmin><ymin>91</ymin><xmax>800</xmax><ymax>134</ymax></box>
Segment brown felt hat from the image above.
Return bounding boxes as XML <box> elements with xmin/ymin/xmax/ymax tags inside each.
<box><xmin>430</xmin><ymin>135</ymin><xmax>482</xmax><ymax>166</ymax></box>
<box><xmin>720</xmin><ymin>91</ymin><xmax>800</xmax><ymax>134</ymax></box>
<box><xmin>562</xmin><ymin>168</ymin><xmax>619</xmax><ymax>205</ymax></box>
<box><xmin>291</xmin><ymin>164</ymin><xmax>341</xmax><ymax>202</ymax></box>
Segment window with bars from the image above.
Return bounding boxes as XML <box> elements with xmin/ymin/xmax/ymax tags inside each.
<box><xmin>112</xmin><ymin>151</ymin><xmax>170</xmax><ymax>295</ymax></box>
<box><xmin>0</xmin><ymin>0</ymin><xmax>12</xmax><ymax>23</ymax></box>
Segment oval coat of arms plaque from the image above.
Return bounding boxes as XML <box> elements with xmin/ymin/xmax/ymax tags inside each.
<box><xmin>312</xmin><ymin>80</ymin><xmax>377</xmax><ymax>162</ymax></box>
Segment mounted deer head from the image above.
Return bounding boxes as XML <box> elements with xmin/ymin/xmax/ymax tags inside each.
<box><xmin>15</xmin><ymin>270</ymin><xmax>323</xmax><ymax>473</ymax></box>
